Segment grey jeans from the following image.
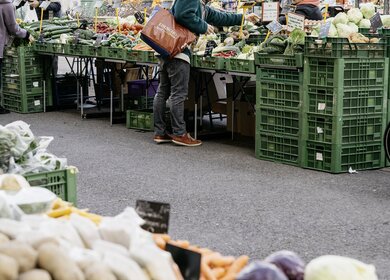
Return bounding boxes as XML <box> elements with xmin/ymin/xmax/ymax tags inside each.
<box><xmin>153</xmin><ymin>58</ymin><xmax>190</xmax><ymax>136</ymax></box>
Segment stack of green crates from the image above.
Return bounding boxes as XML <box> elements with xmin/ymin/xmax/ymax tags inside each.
<box><xmin>1</xmin><ymin>46</ymin><xmax>52</xmax><ymax>113</ymax></box>
<box><xmin>255</xmin><ymin>54</ymin><xmax>304</xmax><ymax>166</ymax></box>
<box><xmin>302</xmin><ymin>37</ymin><xmax>388</xmax><ymax>173</ymax></box>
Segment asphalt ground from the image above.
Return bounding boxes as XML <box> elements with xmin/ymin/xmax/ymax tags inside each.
<box><xmin>1</xmin><ymin>111</ymin><xmax>390</xmax><ymax>279</ymax></box>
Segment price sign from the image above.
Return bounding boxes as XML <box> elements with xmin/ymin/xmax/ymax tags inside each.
<box><xmin>370</xmin><ymin>12</ymin><xmax>383</xmax><ymax>32</ymax></box>
<box><xmin>238</xmin><ymin>1</ymin><xmax>255</xmax><ymax>9</ymax></box>
<box><xmin>134</xmin><ymin>11</ymin><xmax>145</xmax><ymax>24</ymax></box>
<box><xmin>94</xmin><ymin>0</ymin><xmax>103</xmax><ymax>8</ymax></box>
<box><xmin>318</xmin><ymin>21</ymin><xmax>332</xmax><ymax>38</ymax></box>
<box><xmin>204</xmin><ymin>40</ymin><xmax>217</xmax><ymax>57</ymax></box>
<box><xmin>166</xmin><ymin>244</ymin><xmax>201</xmax><ymax>280</ymax></box>
<box><xmin>112</xmin><ymin>0</ymin><xmax>121</xmax><ymax>8</ymax></box>
<box><xmin>262</xmin><ymin>2</ymin><xmax>279</xmax><ymax>22</ymax></box>
<box><xmin>286</xmin><ymin>12</ymin><xmax>305</xmax><ymax>32</ymax></box>
<box><xmin>39</xmin><ymin>0</ymin><xmax>50</xmax><ymax>10</ymax></box>
<box><xmin>135</xmin><ymin>200</ymin><xmax>170</xmax><ymax>234</ymax></box>
<box><xmin>266</xmin><ymin>20</ymin><xmax>283</xmax><ymax>34</ymax></box>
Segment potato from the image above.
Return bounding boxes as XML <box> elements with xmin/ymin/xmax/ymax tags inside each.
<box><xmin>0</xmin><ymin>241</ymin><xmax>37</xmax><ymax>273</ymax></box>
<box><xmin>38</xmin><ymin>243</ymin><xmax>85</xmax><ymax>280</ymax></box>
<box><xmin>0</xmin><ymin>253</ymin><xmax>18</xmax><ymax>280</ymax></box>
<box><xmin>84</xmin><ymin>262</ymin><xmax>116</xmax><ymax>280</ymax></box>
<box><xmin>0</xmin><ymin>232</ymin><xmax>10</xmax><ymax>244</ymax></box>
<box><xmin>19</xmin><ymin>269</ymin><xmax>52</xmax><ymax>280</ymax></box>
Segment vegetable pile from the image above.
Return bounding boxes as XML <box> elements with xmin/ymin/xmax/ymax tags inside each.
<box><xmin>0</xmin><ymin>121</ymin><xmax>67</xmax><ymax>175</ymax></box>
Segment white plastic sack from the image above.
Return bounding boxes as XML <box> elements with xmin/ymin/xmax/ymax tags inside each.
<box><xmin>24</xmin><ymin>4</ymin><xmax>38</xmax><ymax>22</ymax></box>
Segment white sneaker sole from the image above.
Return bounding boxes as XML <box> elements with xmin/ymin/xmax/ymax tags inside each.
<box><xmin>154</xmin><ymin>139</ymin><xmax>172</xmax><ymax>144</ymax></box>
<box><xmin>172</xmin><ymin>140</ymin><xmax>202</xmax><ymax>147</ymax></box>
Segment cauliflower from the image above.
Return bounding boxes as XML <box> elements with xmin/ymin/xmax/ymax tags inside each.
<box><xmin>382</xmin><ymin>15</ymin><xmax>390</xmax><ymax>28</ymax></box>
<box><xmin>336</xmin><ymin>23</ymin><xmax>354</xmax><ymax>38</ymax></box>
<box><xmin>359</xmin><ymin>19</ymin><xmax>371</xmax><ymax>28</ymax></box>
<box><xmin>329</xmin><ymin>24</ymin><xmax>338</xmax><ymax>37</ymax></box>
<box><xmin>333</xmin><ymin>12</ymin><xmax>348</xmax><ymax>25</ymax></box>
<box><xmin>347</xmin><ymin>8</ymin><xmax>363</xmax><ymax>24</ymax></box>
<box><xmin>360</xmin><ymin>3</ymin><xmax>376</xmax><ymax>19</ymax></box>
<box><xmin>347</xmin><ymin>22</ymin><xmax>359</xmax><ymax>33</ymax></box>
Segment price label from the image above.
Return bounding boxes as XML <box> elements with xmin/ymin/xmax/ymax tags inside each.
<box><xmin>166</xmin><ymin>244</ymin><xmax>201</xmax><ymax>280</ymax></box>
<box><xmin>286</xmin><ymin>12</ymin><xmax>305</xmax><ymax>32</ymax></box>
<box><xmin>262</xmin><ymin>2</ymin><xmax>279</xmax><ymax>22</ymax></box>
<box><xmin>112</xmin><ymin>0</ymin><xmax>121</xmax><ymax>8</ymax></box>
<box><xmin>204</xmin><ymin>40</ymin><xmax>217</xmax><ymax>57</ymax></box>
<box><xmin>318</xmin><ymin>21</ymin><xmax>332</xmax><ymax>38</ymax></box>
<box><xmin>370</xmin><ymin>12</ymin><xmax>383</xmax><ymax>32</ymax></box>
<box><xmin>266</xmin><ymin>20</ymin><xmax>283</xmax><ymax>34</ymax></box>
<box><xmin>134</xmin><ymin>11</ymin><xmax>145</xmax><ymax>24</ymax></box>
<box><xmin>94</xmin><ymin>0</ymin><xmax>103</xmax><ymax>8</ymax></box>
<box><xmin>135</xmin><ymin>200</ymin><xmax>170</xmax><ymax>234</ymax></box>
<box><xmin>39</xmin><ymin>0</ymin><xmax>50</xmax><ymax>10</ymax></box>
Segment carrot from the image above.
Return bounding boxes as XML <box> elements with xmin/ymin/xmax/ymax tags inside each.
<box><xmin>211</xmin><ymin>267</ymin><xmax>226</xmax><ymax>278</ymax></box>
<box><xmin>220</xmin><ymin>255</ymin><xmax>249</xmax><ymax>280</ymax></box>
<box><xmin>201</xmin><ymin>259</ymin><xmax>217</xmax><ymax>280</ymax></box>
<box><xmin>209</xmin><ymin>256</ymin><xmax>235</xmax><ymax>268</ymax></box>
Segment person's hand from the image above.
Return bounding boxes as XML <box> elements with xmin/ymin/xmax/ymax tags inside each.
<box><xmin>245</xmin><ymin>13</ymin><xmax>261</xmax><ymax>24</ymax></box>
<box><xmin>28</xmin><ymin>34</ymin><xmax>35</xmax><ymax>43</ymax></box>
<box><xmin>205</xmin><ymin>24</ymin><xmax>214</xmax><ymax>35</ymax></box>
<box><xmin>28</xmin><ymin>0</ymin><xmax>40</xmax><ymax>8</ymax></box>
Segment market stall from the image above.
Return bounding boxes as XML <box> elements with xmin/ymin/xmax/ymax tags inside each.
<box><xmin>1</xmin><ymin>0</ymin><xmax>390</xmax><ymax>174</ymax></box>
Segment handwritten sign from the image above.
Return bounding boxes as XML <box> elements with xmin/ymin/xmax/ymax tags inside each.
<box><xmin>286</xmin><ymin>12</ymin><xmax>305</xmax><ymax>32</ymax></box>
<box><xmin>166</xmin><ymin>244</ymin><xmax>201</xmax><ymax>280</ymax></box>
<box><xmin>318</xmin><ymin>21</ymin><xmax>332</xmax><ymax>38</ymax></box>
<box><xmin>135</xmin><ymin>200</ymin><xmax>170</xmax><ymax>234</ymax></box>
<box><xmin>204</xmin><ymin>40</ymin><xmax>217</xmax><ymax>57</ymax></box>
<box><xmin>39</xmin><ymin>1</ymin><xmax>51</xmax><ymax>10</ymax></box>
<box><xmin>266</xmin><ymin>20</ymin><xmax>283</xmax><ymax>34</ymax></box>
<box><xmin>370</xmin><ymin>12</ymin><xmax>383</xmax><ymax>32</ymax></box>
<box><xmin>262</xmin><ymin>2</ymin><xmax>279</xmax><ymax>22</ymax></box>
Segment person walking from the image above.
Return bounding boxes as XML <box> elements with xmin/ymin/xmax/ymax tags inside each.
<box><xmin>153</xmin><ymin>0</ymin><xmax>259</xmax><ymax>146</ymax></box>
<box><xmin>0</xmin><ymin>0</ymin><xmax>33</xmax><ymax>114</ymax></box>
<box><xmin>17</xmin><ymin>0</ymin><xmax>61</xmax><ymax>19</ymax></box>
<box><xmin>279</xmin><ymin>0</ymin><xmax>322</xmax><ymax>24</ymax></box>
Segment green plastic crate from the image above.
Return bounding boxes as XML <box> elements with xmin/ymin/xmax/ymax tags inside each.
<box><xmin>63</xmin><ymin>44</ymin><xmax>84</xmax><ymax>56</ymax></box>
<box><xmin>126</xmin><ymin>109</ymin><xmax>154</xmax><ymax>130</ymax></box>
<box><xmin>81</xmin><ymin>45</ymin><xmax>97</xmax><ymax>57</ymax></box>
<box><xmin>256</xmin><ymin>107</ymin><xmax>300</xmax><ymax>137</ymax></box>
<box><xmin>257</xmin><ymin>67</ymin><xmax>303</xmax><ymax>84</ymax></box>
<box><xmin>125</xmin><ymin>50</ymin><xmax>145</xmax><ymax>62</ymax></box>
<box><xmin>304</xmin><ymin>85</ymin><xmax>387</xmax><ymax>116</ymax></box>
<box><xmin>33</xmin><ymin>43</ymin><xmax>54</xmax><ymax>53</ymax></box>
<box><xmin>302</xmin><ymin>113</ymin><xmax>386</xmax><ymax>145</ymax></box>
<box><xmin>302</xmin><ymin>140</ymin><xmax>385</xmax><ymax>173</ymax></box>
<box><xmin>1</xmin><ymin>92</ymin><xmax>48</xmax><ymax>113</ymax></box>
<box><xmin>303</xmin><ymin>57</ymin><xmax>388</xmax><ymax>88</ymax></box>
<box><xmin>304</xmin><ymin>36</ymin><xmax>386</xmax><ymax>58</ymax></box>
<box><xmin>2</xmin><ymin>75</ymin><xmax>47</xmax><ymax>95</ymax></box>
<box><xmin>3</xmin><ymin>63</ymin><xmax>43</xmax><ymax>76</ymax></box>
<box><xmin>24</xmin><ymin>168</ymin><xmax>77</xmax><ymax>205</ymax></box>
<box><xmin>128</xmin><ymin>96</ymin><xmax>154</xmax><ymax>109</ymax></box>
<box><xmin>256</xmin><ymin>80</ymin><xmax>301</xmax><ymax>111</ymax></box>
<box><xmin>255</xmin><ymin>132</ymin><xmax>300</xmax><ymax>166</ymax></box>
<box><xmin>96</xmin><ymin>46</ymin><xmax>107</xmax><ymax>58</ymax></box>
<box><xmin>255</xmin><ymin>53</ymin><xmax>303</xmax><ymax>69</ymax></box>
<box><xmin>142</xmin><ymin>51</ymin><xmax>158</xmax><ymax>63</ymax></box>
<box><xmin>5</xmin><ymin>46</ymin><xmax>35</xmax><ymax>57</ymax></box>
<box><xmin>191</xmin><ymin>55</ymin><xmax>225</xmax><ymax>70</ymax></box>
<box><xmin>103</xmin><ymin>47</ymin><xmax>126</xmax><ymax>60</ymax></box>
<box><xmin>226</xmin><ymin>58</ymin><xmax>255</xmax><ymax>74</ymax></box>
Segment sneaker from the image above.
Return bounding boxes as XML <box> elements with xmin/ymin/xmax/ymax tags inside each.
<box><xmin>154</xmin><ymin>134</ymin><xmax>172</xmax><ymax>144</ymax></box>
<box><xmin>0</xmin><ymin>106</ymin><xmax>10</xmax><ymax>114</ymax></box>
<box><xmin>171</xmin><ymin>133</ymin><xmax>202</xmax><ymax>147</ymax></box>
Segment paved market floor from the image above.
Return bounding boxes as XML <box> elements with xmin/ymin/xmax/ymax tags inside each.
<box><xmin>1</xmin><ymin>111</ymin><xmax>390</xmax><ymax>278</ymax></box>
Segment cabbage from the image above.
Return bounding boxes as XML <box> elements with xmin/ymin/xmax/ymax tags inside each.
<box><xmin>305</xmin><ymin>255</ymin><xmax>378</xmax><ymax>280</ymax></box>
<box><xmin>347</xmin><ymin>8</ymin><xmax>363</xmax><ymax>24</ymax></box>
<box><xmin>382</xmin><ymin>15</ymin><xmax>390</xmax><ymax>28</ymax></box>
<box><xmin>311</xmin><ymin>30</ymin><xmax>319</xmax><ymax>37</ymax></box>
<box><xmin>359</xmin><ymin>19</ymin><xmax>371</xmax><ymax>28</ymax></box>
<box><xmin>265</xmin><ymin>251</ymin><xmax>305</xmax><ymax>280</ymax></box>
<box><xmin>347</xmin><ymin>22</ymin><xmax>359</xmax><ymax>33</ymax></box>
<box><xmin>360</xmin><ymin>3</ymin><xmax>375</xmax><ymax>19</ymax></box>
<box><xmin>336</xmin><ymin>23</ymin><xmax>354</xmax><ymax>38</ymax></box>
<box><xmin>329</xmin><ymin>24</ymin><xmax>338</xmax><ymax>37</ymax></box>
<box><xmin>236</xmin><ymin>261</ymin><xmax>288</xmax><ymax>280</ymax></box>
<box><xmin>333</xmin><ymin>12</ymin><xmax>348</xmax><ymax>25</ymax></box>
